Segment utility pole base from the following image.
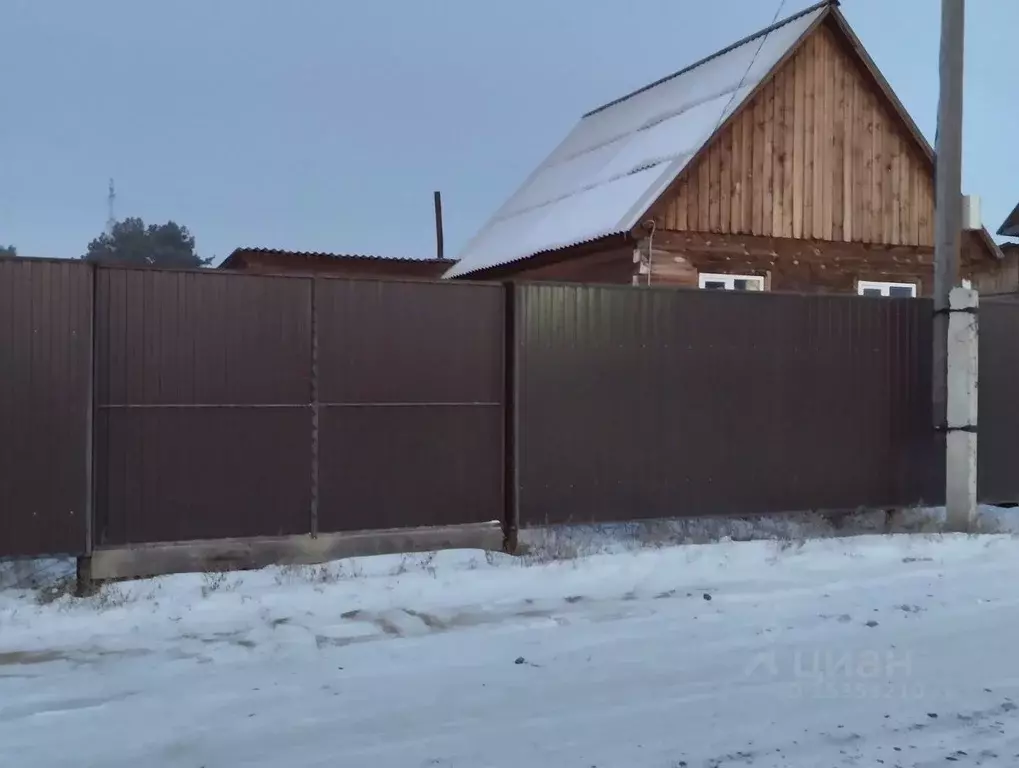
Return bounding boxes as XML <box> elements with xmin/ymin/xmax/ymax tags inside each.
<box><xmin>944</xmin><ymin>286</ymin><xmax>978</xmax><ymax>533</ymax></box>
<box><xmin>945</xmin><ymin>431</ymin><xmax>977</xmax><ymax>532</ymax></box>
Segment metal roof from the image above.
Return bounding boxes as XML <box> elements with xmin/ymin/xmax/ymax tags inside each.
<box><xmin>445</xmin><ymin>2</ymin><xmax>831</xmax><ymax>278</ymax></box>
<box><xmin>998</xmin><ymin>202</ymin><xmax>1019</xmax><ymax>238</ymax></box>
<box><xmin>222</xmin><ymin>247</ymin><xmax>454</xmax><ymax>269</ymax></box>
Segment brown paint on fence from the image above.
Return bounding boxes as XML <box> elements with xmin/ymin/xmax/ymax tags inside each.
<box><xmin>514</xmin><ymin>284</ymin><xmax>942</xmax><ymax>526</ymax></box>
<box><xmin>91</xmin><ymin>268</ymin><xmax>505</xmax><ymax>545</ymax></box>
<box><xmin>93</xmin><ymin>267</ymin><xmax>314</xmax><ymax>545</ymax></box>
<box><xmin>978</xmin><ymin>299</ymin><xmax>1019</xmax><ymax>504</ymax></box>
<box><xmin>314</xmin><ymin>278</ymin><xmax>505</xmax><ymax>532</ymax></box>
<box><xmin>0</xmin><ymin>258</ymin><xmax>92</xmax><ymax>556</ymax></box>
<box><xmin>5</xmin><ymin>260</ymin><xmax>1019</xmax><ymax>560</ymax></box>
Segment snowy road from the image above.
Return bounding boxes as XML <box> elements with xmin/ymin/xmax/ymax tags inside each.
<box><xmin>2</xmin><ymin>534</ymin><xmax>1019</xmax><ymax>766</ymax></box>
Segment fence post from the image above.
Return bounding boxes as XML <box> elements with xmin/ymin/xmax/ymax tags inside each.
<box><xmin>77</xmin><ymin>262</ymin><xmax>98</xmax><ymax>596</ymax></box>
<box><xmin>502</xmin><ymin>282</ymin><xmax>519</xmax><ymax>553</ymax></box>
<box><xmin>310</xmin><ymin>277</ymin><xmax>320</xmax><ymax>538</ymax></box>
<box><xmin>945</xmin><ymin>286</ymin><xmax>978</xmax><ymax>531</ymax></box>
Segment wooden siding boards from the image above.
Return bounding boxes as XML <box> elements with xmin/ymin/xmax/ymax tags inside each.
<box><xmin>637</xmin><ymin>230</ymin><xmax>998</xmax><ymax>296</ymax></box>
<box><xmin>441</xmin><ymin>227</ymin><xmax>1001</xmax><ymax>296</ymax></box>
<box><xmin>657</xmin><ymin>20</ymin><xmax>937</xmax><ymax>249</ymax></box>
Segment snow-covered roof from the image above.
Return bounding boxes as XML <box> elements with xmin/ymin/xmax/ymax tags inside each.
<box><xmin>445</xmin><ymin>2</ymin><xmax>830</xmax><ymax>278</ymax></box>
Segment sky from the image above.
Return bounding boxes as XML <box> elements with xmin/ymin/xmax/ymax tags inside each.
<box><xmin>2</xmin><ymin>0</ymin><xmax>1016</xmax><ymax>265</ymax></box>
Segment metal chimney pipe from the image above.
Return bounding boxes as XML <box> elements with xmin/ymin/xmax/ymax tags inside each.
<box><xmin>434</xmin><ymin>191</ymin><xmax>444</xmax><ymax>261</ymax></box>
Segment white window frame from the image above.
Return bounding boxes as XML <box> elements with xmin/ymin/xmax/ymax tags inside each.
<box><xmin>697</xmin><ymin>273</ymin><xmax>765</xmax><ymax>291</ymax></box>
<box><xmin>857</xmin><ymin>280</ymin><xmax>917</xmax><ymax>298</ymax></box>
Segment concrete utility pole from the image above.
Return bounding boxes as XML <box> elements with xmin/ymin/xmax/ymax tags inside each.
<box><xmin>933</xmin><ymin>0</ymin><xmax>976</xmax><ymax>532</ymax></box>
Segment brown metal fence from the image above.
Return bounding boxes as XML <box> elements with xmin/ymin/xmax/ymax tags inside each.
<box><xmin>5</xmin><ymin>260</ymin><xmax>1019</xmax><ymax>559</ymax></box>
<box><xmin>978</xmin><ymin>299</ymin><xmax>1019</xmax><ymax>504</ymax></box>
<box><xmin>91</xmin><ymin>267</ymin><xmax>506</xmax><ymax>546</ymax></box>
<box><xmin>314</xmin><ymin>278</ymin><xmax>506</xmax><ymax>533</ymax></box>
<box><xmin>94</xmin><ymin>268</ymin><xmax>314</xmax><ymax>545</ymax></box>
<box><xmin>514</xmin><ymin>284</ymin><xmax>942</xmax><ymax>526</ymax></box>
<box><xmin>0</xmin><ymin>259</ymin><xmax>93</xmax><ymax>556</ymax></box>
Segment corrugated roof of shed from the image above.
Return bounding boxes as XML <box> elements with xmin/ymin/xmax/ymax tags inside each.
<box><xmin>445</xmin><ymin>1</ymin><xmax>832</xmax><ymax>278</ymax></box>
<box><xmin>222</xmin><ymin>248</ymin><xmax>454</xmax><ymax>269</ymax></box>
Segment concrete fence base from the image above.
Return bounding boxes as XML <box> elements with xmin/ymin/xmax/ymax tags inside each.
<box><xmin>88</xmin><ymin>521</ymin><xmax>504</xmax><ymax>582</ymax></box>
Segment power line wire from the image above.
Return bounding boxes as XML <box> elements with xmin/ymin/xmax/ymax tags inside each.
<box><xmin>710</xmin><ymin>0</ymin><xmax>790</xmax><ymax>136</ymax></box>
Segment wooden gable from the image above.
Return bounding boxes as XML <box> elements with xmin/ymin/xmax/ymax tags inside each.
<box><xmin>651</xmin><ymin>15</ymin><xmax>936</xmax><ymax>248</ymax></box>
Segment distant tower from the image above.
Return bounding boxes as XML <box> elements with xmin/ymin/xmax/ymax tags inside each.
<box><xmin>106</xmin><ymin>178</ymin><xmax>116</xmax><ymax>234</ymax></box>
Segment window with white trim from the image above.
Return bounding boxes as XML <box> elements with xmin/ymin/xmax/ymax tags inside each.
<box><xmin>857</xmin><ymin>280</ymin><xmax>917</xmax><ymax>298</ymax></box>
<box><xmin>698</xmin><ymin>273</ymin><xmax>765</xmax><ymax>292</ymax></box>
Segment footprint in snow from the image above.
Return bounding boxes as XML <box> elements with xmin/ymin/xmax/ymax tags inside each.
<box><xmin>817</xmin><ymin>613</ymin><xmax>853</xmax><ymax>623</ymax></box>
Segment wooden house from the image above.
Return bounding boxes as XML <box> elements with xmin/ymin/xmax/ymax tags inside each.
<box><xmin>980</xmin><ymin>204</ymin><xmax>1019</xmax><ymax>294</ymax></box>
<box><xmin>981</xmin><ymin>242</ymin><xmax>1019</xmax><ymax>296</ymax></box>
<box><xmin>221</xmin><ymin>248</ymin><xmax>453</xmax><ymax>280</ymax></box>
<box><xmin>445</xmin><ymin>0</ymin><xmax>1005</xmax><ymax>298</ymax></box>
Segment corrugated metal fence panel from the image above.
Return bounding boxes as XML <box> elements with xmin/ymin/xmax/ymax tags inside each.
<box><xmin>96</xmin><ymin>268</ymin><xmax>312</xmax><ymax>406</ymax></box>
<box><xmin>516</xmin><ymin>284</ymin><xmax>938</xmax><ymax>526</ymax></box>
<box><xmin>978</xmin><ymin>299</ymin><xmax>1019</xmax><ymax>504</ymax></box>
<box><xmin>316</xmin><ymin>279</ymin><xmax>504</xmax><ymax>532</ymax></box>
<box><xmin>94</xmin><ymin>268</ymin><xmax>313</xmax><ymax>545</ymax></box>
<box><xmin>0</xmin><ymin>259</ymin><xmax>92</xmax><ymax>556</ymax></box>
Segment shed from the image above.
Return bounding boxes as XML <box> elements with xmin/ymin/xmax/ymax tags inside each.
<box><xmin>221</xmin><ymin>248</ymin><xmax>453</xmax><ymax>280</ymax></box>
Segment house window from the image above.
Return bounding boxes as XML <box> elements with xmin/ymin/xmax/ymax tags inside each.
<box><xmin>698</xmin><ymin>273</ymin><xmax>765</xmax><ymax>291</ymax></box>
<box><xmin>857</xmin><ymin>280</ymin><xmax>917</xmax><ymax>298</ymax></box>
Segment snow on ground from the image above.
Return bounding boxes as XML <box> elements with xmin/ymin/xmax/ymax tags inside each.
<box><xmin>2</xmin><ymin>521</ymin><xmax>1019</xmax><ymax>766</ymax></box>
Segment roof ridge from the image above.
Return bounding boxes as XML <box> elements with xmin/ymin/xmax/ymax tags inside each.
<box><xmin>582</xmin><ymin>0</ymin><xmax>837</xmax><ymax>119</ymax></box>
